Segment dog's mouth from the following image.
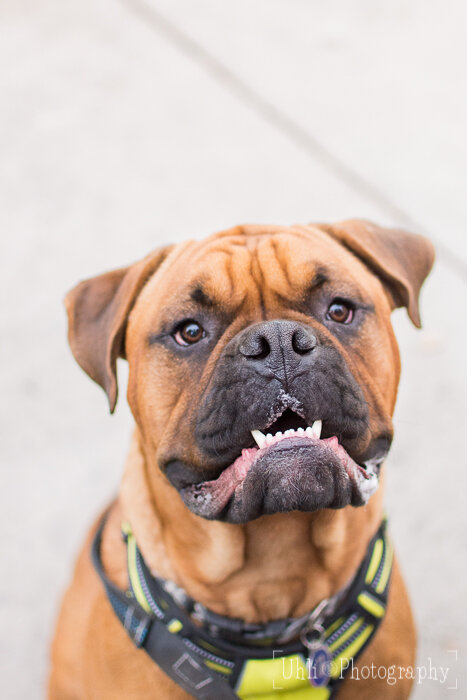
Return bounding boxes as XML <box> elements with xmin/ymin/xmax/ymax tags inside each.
<box><xmin>179</xmin><ymin>409</ymin><xmax>385</xmax><ymax>523</ymax></box>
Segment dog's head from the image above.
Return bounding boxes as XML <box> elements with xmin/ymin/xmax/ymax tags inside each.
<box><xmin>66</xmin><ymin>220</ymin><xmax>434</xmax><ymax>524</ymax></box>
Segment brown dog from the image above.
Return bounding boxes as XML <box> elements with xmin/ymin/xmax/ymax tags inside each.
<box><xmin>49</xmin><ymin>220</ymin><xmax>434</xmax><ymax>699</ymax></box>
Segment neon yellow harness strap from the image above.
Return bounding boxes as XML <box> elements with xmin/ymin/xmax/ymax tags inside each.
<box><xmin>114</xmin><ymin>519</ymin><xmax>393</xmax><ymax>699</ymax></box>
<box><xmin>236</xmin><ymin>655</ymin><xmax>331</xmax><ymax>699</ymax></box>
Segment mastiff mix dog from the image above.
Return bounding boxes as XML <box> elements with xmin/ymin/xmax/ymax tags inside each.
<box><xmin>49</xmin><ymin>220</ymin><xmax>434</xmax><ymax>699</ymax></box>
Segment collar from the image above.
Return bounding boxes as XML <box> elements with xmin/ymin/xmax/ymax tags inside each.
<box><xmin>92</xmin><ymin>516</ymin><xmax>393</xmax><ymax>699</ymax></box>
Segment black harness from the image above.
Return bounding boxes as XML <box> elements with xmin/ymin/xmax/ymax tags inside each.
<box><xmin>91</xmin><ymin>516</ymin><xmax>393</xmax><ymax>699</ymax></box>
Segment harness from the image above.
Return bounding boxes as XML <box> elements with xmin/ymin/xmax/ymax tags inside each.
<box><xmin>91</xmin><ymin>516</ymin><xmax>393</xmax><ymax>699</ymax></box>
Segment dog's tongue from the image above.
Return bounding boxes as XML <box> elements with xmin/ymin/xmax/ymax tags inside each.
<box><xmin>184</xmin><ymin>447</ymin><xmax>256</xmax><ymax>512</ymax></box>
<box><xmin>180</xmin><ymin>433</ymin><xmax>378</xmax><ymax>523</ymax></box>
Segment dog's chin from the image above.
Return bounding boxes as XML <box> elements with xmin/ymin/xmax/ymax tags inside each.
<box><xmin>176</xmin><ymin>433</ymin><xmax>384</xmax><ymax>524</ymax></box>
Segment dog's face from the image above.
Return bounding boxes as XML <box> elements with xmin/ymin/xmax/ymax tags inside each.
<box><xmin>66</xmin><ymin>221</ymin><xmax>434</xmax><ymax>524</ymax></box>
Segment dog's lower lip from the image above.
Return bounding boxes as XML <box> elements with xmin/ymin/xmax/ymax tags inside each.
<box><xmin>165</xmin><ymin>460</ymin><xmax>212</xmax><ymax>490</ymax></box>
<box><xmin>179</xmin><ymin>433</ymin><xmax>383</xmax><ymax>522</ymax></box>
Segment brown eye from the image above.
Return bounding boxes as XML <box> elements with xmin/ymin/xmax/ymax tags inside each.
<box><xmin>327</xmin><ymin>300</ymin><xmax>354</xmax><ymax>324</ymax></box>
<box><xmin>173</xmin><ymin>320</ymin><xmax>206</xmax><ymax>346</ymax></box>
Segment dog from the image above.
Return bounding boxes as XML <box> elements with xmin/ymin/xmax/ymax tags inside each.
<box><xmin>49</xmin><ymin>220</ymin><xmax>434</xmax><ymax>699</ymax></box>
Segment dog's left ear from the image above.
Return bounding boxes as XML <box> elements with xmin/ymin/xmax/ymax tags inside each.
<box><xmin>313</xmin><ymin>219</ymin><xmax>435</xmax><ymax>328</ymax></box>
<box><xmin>65</xmin><ymin>245</ymin><xmax>174</xmax><ymax>413</ymax></box>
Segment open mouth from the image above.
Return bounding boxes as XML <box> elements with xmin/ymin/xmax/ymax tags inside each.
<box><xmin>179</xmin><ymin>409</ymin><xmax>384</xmax><ymax>523</ymax></box>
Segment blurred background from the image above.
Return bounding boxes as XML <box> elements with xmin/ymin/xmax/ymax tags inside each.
<box><xmin>1</xmin><ymin>1</ymin><xmax>466</xmax><ymax>697</ymax></box>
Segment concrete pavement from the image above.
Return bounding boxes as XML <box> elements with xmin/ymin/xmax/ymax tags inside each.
<box><xmin>1</xmin><ymin>1</ymin><xmax>466</xmax><ymax>697</ymax></box>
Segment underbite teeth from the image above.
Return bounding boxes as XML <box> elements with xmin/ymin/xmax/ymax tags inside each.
<box><xmin>310</xmin><ymin>419</ymin><xmax>322</xmax><ymax>439</ymax></box>
<box><xmin>305</xmin><ymin>420</ymin><xmax>322</xmax><ymax>439</ymax></box>
<box><xmin>251</xmin><ymin>429</ymin><xmax>266</xmax><ymax>448</ymax></box>
<box><xmin>252</xmin><ymin>420</ymin><xmax>323</xmax><ymax>448</ymax></box>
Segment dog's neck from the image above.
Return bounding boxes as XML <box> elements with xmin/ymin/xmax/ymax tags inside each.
<box><xmin>120</xmin><ymin>430</ymin><xmax>384</xmax><ymax>623</ymax></box>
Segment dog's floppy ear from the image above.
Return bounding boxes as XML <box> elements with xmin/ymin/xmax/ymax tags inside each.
<box><xmin>313</xmin><ymin>219</ymin><xmax>435</xmax><ymax>327</ymax></box>
<box><xmin>65</xmin><ymin>245</ymin><xmax>174</xmax><ymax>413</ymax></box>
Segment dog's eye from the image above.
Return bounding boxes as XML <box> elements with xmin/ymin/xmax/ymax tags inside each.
<box><xmin>173</xmin><ymin>320</ymin><xmax>206</xmax><ymax>346</ymax></box>
<box><xmin>326</xmin><ymin>300</ymin><xmax>354</xmax><ymax>324</ymax></box>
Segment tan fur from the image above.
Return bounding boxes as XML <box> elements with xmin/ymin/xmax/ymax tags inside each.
<box><xmin>50</xmin><ymin>221</ymin><xmax>433</xmax><ymax>698</ymax></box>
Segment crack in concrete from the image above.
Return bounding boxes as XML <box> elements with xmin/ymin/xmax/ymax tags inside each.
<box><xmin>117</xmin><ymin>0</ymin><xmax>467</xmax><ymax>282</ymax></box>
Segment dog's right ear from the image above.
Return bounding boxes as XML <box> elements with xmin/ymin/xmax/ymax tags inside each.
<box><xmin>65</xmin><ymin>245</ymin><xmax>174</xmax><ymax>413</ymax></box>
<box><xmin>310</xmin><ymin>219</ymin><xmax>435</xmax><ymax>328</ymax></box>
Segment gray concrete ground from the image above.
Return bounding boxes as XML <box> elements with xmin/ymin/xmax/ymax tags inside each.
<box><xmin>1</xmin><ymin>1</ymin><xmax>466</xmax><ymax>697</ymax></box>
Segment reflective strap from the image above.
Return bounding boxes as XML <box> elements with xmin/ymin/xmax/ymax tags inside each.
<box><xmin>143</xmin><ymin>617</ymin><xmax>239</xmax><ymax>700</ymax></box>
<box><xmin>365</xmin><ymin>538</ymin><xmax>384</xmax><ymax>585</ymax></box>
<box><xmin>330</xmin><ymin>624</ymin><xmax>374</xmax><ymax>679</ymax></box>
<box><xmin>357</xmin><ymin>592</ymin><xmax>385</xmax><ymax>619</ymax></box>
<box><xmin>92</xmin><ymin>516</ymin><xmax>238</xmax><ymax>699</ymax></box>
<box><xmin>127</xmin><ymin>531</ymin><xmax>152</xmax><ymax>613</ymax></box>
<box><xmin>328</xmin><ymin>617</ymin><xmax>363</xmax><ymax>653</ymax></box>
<box><xmin>90</xmin><ymin>514</ymin><xmax>152</xmax><ymax>648</ymax></box>
<box><xmin>375</xmin><ymin>540</ymin><xmax>393</xmax><ymax>594</ymax></box>
<box><xmin>205</xmin><ymin>659</ymin><xmax>233</xmax><ymax>676</ymax></box>
<box><xmin>235</xmin><ymin>655</ymin><xmax>331</xmax><ymax>699</ymax></box>
<box><xmin>101</xmin><ymin>516</ymin><xmax>393</xmax><ymax>700</ymax></box>
<box><xmin>324</xmin><ymin>617</ymin><xmax>345</xmax><ymax>640</ymax></box>
<box><xmin>168</xmin><ymin>618</ymin><xmax>184</xmax><ymax>634</ymax></box>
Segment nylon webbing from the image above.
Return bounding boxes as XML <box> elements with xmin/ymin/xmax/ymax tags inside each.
<box><xmin>91</xmin><ymin>515</ymin><xmax>238</xmax><ymax>699</ymax></box>
<box><xmin>91</xmin><ymin>514</ymin><xmax>392</xmax><ymax>699</ymax></box>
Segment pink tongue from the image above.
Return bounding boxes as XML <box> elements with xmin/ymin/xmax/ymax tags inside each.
<box><xmin>200</xmin><ymin>434</ymin><xmax>350</xmax><ymax>512</ymax></box>
<box><xmin>188</xmin><ymin>447</ymin><xmax>255</xmax><ymax>513</ymax></box>
<box><xmin>204</xmin><ymin>447</ymin><xmax>256</xmax><ymax>492</ymax></box>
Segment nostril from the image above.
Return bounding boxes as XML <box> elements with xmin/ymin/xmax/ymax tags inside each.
<box><xmin>239</xmin><ymin>334</ymin><xmax>271</xmax><ymax>359</ymax></box>
<box><xmin>292</xmin><ymin>328</ymin><xmax>316</xmax><ymax>355</ymax></box>
<box><xmin>239</xmin><ymin>322</ymin><xmax>316</xmax><ymax>361</ymax></box>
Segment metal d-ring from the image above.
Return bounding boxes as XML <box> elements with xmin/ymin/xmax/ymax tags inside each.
<box><xmin>299</xmin><ymin>598</ymin><xmax>329</xmax><ymax>651</ymax></box>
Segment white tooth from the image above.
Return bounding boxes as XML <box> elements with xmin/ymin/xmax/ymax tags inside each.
<box><xmin>305</xmin><ymin>427</ymin><xmax>314</xmax><ymax>437</ymax></box>
<box><xmin>311</xmin><ymin>420</ymin><xmax>322</xmax><ymax>439</ymax></box>
<box><xmin>251</xmin><ymin>430</ymin><xmax>266</xmax><ymax>448</ymax></box>
<box><xmin>297</xmin><ymin>427</ymin><xmax>305</xmax><ymax>434</ymax></box>
<box><xmin>285</xmin><ymin>429</ymin><xmax>294</xmax><ymax>436</ymax></box>
<box><xmin>275</xmin><ymin>431</ymin><xmax>283</xmax><ymax>438</ymax></box>
<box><xmin>266</xmin><ymin>433</ymin><xmax>273</xmax><ymax>443</ymax></box>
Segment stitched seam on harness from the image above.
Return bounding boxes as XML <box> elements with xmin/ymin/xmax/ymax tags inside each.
<box><xmin>136</xmin><ymin>551</ymin><xmax>165</xmax><ymax>619</ymax></box>
<box><xmin>331</xmin><ymin>622</ymin><xmax>369</xmax><ymax>659</ymax></box>
<box><xmin>326</xmin><ymin>613</ymin><xmax>358</xmax><ymax>647</ymax></box>
<box><xmin>183</xmin><ymin>638</ymin><xmax>235</xmax><ymax>669</ymax></box>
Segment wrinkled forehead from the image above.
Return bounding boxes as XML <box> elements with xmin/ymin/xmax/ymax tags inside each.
<box><xmin>135</xmin><ymin>226</ymin><xmax>381</xmax><ymax>321</ymax></box>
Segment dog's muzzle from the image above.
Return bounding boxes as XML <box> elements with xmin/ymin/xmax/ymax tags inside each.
<box><xmin>166</xmin><ymin>320</ymin><xmax>390</xmax><ymax>523</ymax></box>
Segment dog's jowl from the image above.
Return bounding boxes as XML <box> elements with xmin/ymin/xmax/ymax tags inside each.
<box><xmin>49</xmin><ymin>220</ymin><xmax>434</xmax><ymax>699</ymax></box>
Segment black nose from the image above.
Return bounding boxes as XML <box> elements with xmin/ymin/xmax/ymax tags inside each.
<box><xmin>239</xmin><ymin>320</ymin><xmax>317</xmax><ymax>366</ymax></box>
